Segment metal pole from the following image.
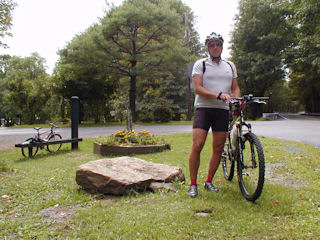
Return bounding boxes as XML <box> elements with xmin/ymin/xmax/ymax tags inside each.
<box><xmin>71</xmin><ymin>96</ymin><xmax>79</xmax><ymax>150</ymax></box>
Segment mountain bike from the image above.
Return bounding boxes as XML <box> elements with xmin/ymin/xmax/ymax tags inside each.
<box><xmin>21</xmin><ymin>122</ymin><xmax>62</xmax><ymax>157</ymax></box>
<box><xmin>221</xmin><ymin>94</ymin><xmax>270</xmax><ymax>202</ymax></box>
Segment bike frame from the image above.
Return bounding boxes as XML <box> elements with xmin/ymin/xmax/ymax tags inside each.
<box><xmin>227</xmin><ymin>95</ymin><xmax>270</xmax><ymax>170</ymax></box>
<box><xmin>33</xmin><ymin>123</ymin><xmax>57</xmax><ymax>142</ymax></box>
<box><xmin>228</xmin><ymin>102</ymin><xmax>251</xmax><ymax>172</ymax></box>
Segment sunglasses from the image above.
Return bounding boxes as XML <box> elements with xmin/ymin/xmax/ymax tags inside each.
<box><xmin>208</xmin><ymin>42</ymin><xmax>222</xmax><ymax>48</ymax></box>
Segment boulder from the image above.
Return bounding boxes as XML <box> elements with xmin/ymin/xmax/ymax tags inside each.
<box><xmin>76</xmin><ymin>156</ymin><xmax>185</xmax><ymax>195</ymax></box>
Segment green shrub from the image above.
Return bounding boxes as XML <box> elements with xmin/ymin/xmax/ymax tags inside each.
<box><xmin>138</xmin><ymin>109</ymin><xmax>154</xmax><ymax>122</ymax></box>
<box><xmin>153</xmin><ymin>106</ymin><xmax>173</xmax><ymax>122</ymax></box>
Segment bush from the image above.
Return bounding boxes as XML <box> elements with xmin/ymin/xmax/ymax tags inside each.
<box><xmin>137</xmin><ymin>109</ymin><xmax>154</xmax><ymax>122</ymax></box>
<box><xmin>153</xmin><ymin>106</ymin><xmax>173</xmax><ymax>122</ymax></box>
<box><xmin>180</xmin><ymin>113</ymin><xmax>188</xmax><ymax>121</ymax></box>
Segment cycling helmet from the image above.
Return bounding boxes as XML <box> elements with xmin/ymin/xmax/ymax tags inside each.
<box><xmin>205</xmin><ymin>32</ymin><xmax>224</xmax><ymax>45</ymax></box>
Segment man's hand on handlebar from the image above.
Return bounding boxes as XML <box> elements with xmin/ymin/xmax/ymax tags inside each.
<box><xmin>220</xmin><ymin>93</ymin><xmax>232</xmax><ymax>104</ymax></box>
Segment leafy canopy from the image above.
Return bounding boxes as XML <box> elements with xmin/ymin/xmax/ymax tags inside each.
<box><xmin>230</xmin><ymin>0</ymin><xmax>295</xmax><ymax>118</ymax></box>
<box><xmin>0</xmin><ymin>0</ymin><xmax>17</xmax><ymax>48</ymax></box>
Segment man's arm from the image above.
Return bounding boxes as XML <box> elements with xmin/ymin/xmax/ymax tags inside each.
<box><xmin>231</xmin><ymin>77</ymin><xmax>241</xmax><ymax>97</ymax></box>
<box><xmin>193</xmin><ymin>75</ymin><xmax>220</xmax><ymax>99</ymax></box>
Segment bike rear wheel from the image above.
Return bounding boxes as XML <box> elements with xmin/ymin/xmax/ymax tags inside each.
<box><xmin>237</xmin><ymin>132</ymin><xmax>265</xmax><ymax>202</ymax></box>
<box><xmin>221</xmin><ymin>135</ymin><xmax>235</xmax><ymax>180</ymax></box>
<box><xmin>21</xmin><ymin>138</ymin><xmax>39</xmax><ymax>157</ymax></box>
<box><xmin>46</xmin><ymin>134</ymin><xmax>62</xmax><ymax>152</ymax></box>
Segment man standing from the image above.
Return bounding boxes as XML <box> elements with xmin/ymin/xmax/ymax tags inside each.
<box><xmin>188</xmin><ymin>32</ymin><xmax>241</xmax><ymax>197</ymax></box>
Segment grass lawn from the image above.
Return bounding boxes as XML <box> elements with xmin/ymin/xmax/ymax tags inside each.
<box><xmin>1</xmin><ymin>134</ymin><xmax>319</xmax><ymax>239</ymax></box>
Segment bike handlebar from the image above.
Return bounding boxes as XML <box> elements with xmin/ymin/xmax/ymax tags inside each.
<box><xmin>49</xmin><ymin>122</ymin><xmax>59</xmax><ymax>128</ymax></box>
<box><xmin>230</xmin><ymin>94</ymin><xmax>271</xmax><ymax>104</ymax></box>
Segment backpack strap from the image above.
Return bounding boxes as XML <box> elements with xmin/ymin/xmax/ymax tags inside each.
<box><xmin>203</xmin><ymin>59</ymin><xmax>235</xmax><ymax>77</ymax></box>
<box><xmin>222</xmin><ymin>60</ymin><xmax>235</xmax><ymax>77</ymax></box>
<box><xmin>202</xmin><ymin>58</ymin><xmax>209</xmax><ymax>74</ymax></box>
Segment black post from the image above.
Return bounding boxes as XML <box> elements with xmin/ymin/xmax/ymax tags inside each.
<box><xmin>71</xmin><ymin>96</ymin><xmax>79</xmax><ymax>150</ymax></box>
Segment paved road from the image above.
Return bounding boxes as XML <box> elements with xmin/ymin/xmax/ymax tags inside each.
<box><xmin>249</xmin><ymin>114</ymin><xmax>320</xmax><ymax>149</ymax></box>
<box><xmin>0</xmin><ymin>113</ymin><xmax>319</xmax><ymax>151</ymax></box>
<box><xmin>0</xmin><ymin>125</ymin><xmax>194</xmax><ymax>151</ymax></box>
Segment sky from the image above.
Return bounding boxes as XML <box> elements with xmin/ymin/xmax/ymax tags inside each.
<box><xmin>2</xmin><ymin>0</ymin><xmax>239</xmax><ymax>74</ymax></box>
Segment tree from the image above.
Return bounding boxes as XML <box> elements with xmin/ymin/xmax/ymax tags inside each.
<box><xmin>54</xmin><ymin>25</ymin><xmax>117</xmax><ymax>123</ymax></box>
<box><xmin>0</xmin><ymin>54</ymin><xmax>11</xmax><ymax>119</ymax></box>
<box><xmin>0</xmin><ymin>53</ymin><xmax>50</xmax><ymax>124</ymax></box>
<box><xmin>55</xmin><ymin>0</ymin><xmax>201</xmax><ymax>123</ymax></box>
<box><xmin>230</xmin><ymin>0</ymin><xmax>295</xmax><ymax>118</ymax></box>
<box><xmin>95</xmin><ymin>0</ymin><xmax>188</xmax><ymax>121</ymax></box>
<box><xmin>134</xmin><ymin>1</ymin><xmax>201</xmax><ymax>122</ymax></box>
<box><xmin>0</xmin><ymin>0</ymin><xmax>17</xmax><ymax>48</ymax></box>
<box><xmin>286</xmin><ymin>0</ymin><xmax>320</xmax><ymax>113</ymax></box>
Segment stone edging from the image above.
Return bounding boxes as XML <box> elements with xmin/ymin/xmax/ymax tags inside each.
<box><xmin>93</xmin><ymin>142</ymin><xmax>170</xmax><ymax>155</ymax></box>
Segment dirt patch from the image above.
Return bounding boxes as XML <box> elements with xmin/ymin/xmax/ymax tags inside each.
<box><xmin>271</xmin><ymin>146</ymin><xmax>302</xmax><ymax>153</ymax></box>
<box><xmin>265</xmin><ymin>162</ymin><xmax>307</xmax><ymax>188</ymax></box>
<box><xmin>39</xmin><ymin>204</ymin><xmax>89</xmax><ymax>223</ymax></box>
<box><xmin>66</xmin><ymin>153</ymin><xmax>93</xmax><ymax>159</ymax></box>
<box><xmin>43</xmin><ymin>190</ymin><xmax>63</xmax><ymax>200</ymax></box>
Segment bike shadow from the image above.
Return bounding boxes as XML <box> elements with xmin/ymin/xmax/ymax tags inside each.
<box><xmin>200</xmin><ymin>181</ymin><xmax>268</xmax><ymax>205</ymax></box>
<box><xmin>15</xmin><ymin>149</ymin><xmax>72</xmax><ymax>162</ymax></box>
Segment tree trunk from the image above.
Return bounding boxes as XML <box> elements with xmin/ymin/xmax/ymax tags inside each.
<box><xmin>129</xmin><ymin>75</ymin><xmax>136</xmax><ymax>122</ymax></box>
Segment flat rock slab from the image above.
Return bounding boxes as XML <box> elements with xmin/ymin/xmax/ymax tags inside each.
<box><xmin>76</xmin><ymin>156</ymin><xmax>185</xmax><ymax>195</ymax></box>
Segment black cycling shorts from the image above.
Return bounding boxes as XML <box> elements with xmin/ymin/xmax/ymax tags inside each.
<box><xmin>193</xmin><ymin>108</ymin><xmax>229</xmax><ymax>132</ymax></box>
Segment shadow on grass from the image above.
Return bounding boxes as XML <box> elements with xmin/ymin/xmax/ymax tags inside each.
<box><xmin>14</xmin><ymin>149</ymin><xmax>74</xmax><ymax>162</ymax></box>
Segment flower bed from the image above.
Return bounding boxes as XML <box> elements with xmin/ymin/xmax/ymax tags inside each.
<box><xmin>93</xmin><ymin>142</ymin><xmax>170</xmax><ymax>155</ymax></box>
<box><xmin>93</xmin><ymin>129</ymin><xmax>170</xmax><ymax>156</ymax></box>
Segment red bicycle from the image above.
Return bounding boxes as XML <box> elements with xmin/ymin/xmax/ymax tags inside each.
<box><xmin>21</xmin><ymin>123</ymin><xmax>62</xmax><ymax>157</ymax></box>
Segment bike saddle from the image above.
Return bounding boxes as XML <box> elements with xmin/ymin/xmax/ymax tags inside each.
<box><xmin>34</xmin><ymin>127</ymin><xmax>42</xmax><ymax>131</ymax></box>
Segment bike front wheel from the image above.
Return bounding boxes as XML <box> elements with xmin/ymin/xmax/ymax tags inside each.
<box><xmin>46</xmin><ymin>134</ymin><xmax>62</xmax><ymax>152</ymax></box>
<box><xmin>221</xmin><ymin>136</ymin><xmax>235</xmax><ymax>181</ymax></box>
<box><xmin>237</xmin><ymin>132</ymin><xmax>265</xmax><ymax>202</ymax></box>
<box><xmin>21</xmin><ymin>138</ymin><xmax>39</xmax><ymax>157</ymax></box>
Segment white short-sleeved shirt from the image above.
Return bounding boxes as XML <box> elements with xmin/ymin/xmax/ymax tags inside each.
<box><xmin>192</xmin><ymin>57</ymin><xmax>238</xmax><ymax>110</ymax></box>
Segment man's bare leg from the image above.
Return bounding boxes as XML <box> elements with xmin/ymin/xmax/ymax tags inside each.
<box><xmin>189</xmin><ymin>128</ymin><xmax>208</xmax><ymax>182</ymax></box>
<box><xmin>207</xmin><ymin>131</ymin><xmax>227</xmax><ymax>178</ymax></box>
<box><xmin>204</xmin><ymin>131</ymin><xmax>227</xmax><ymax>192</ymax></box>
<box><xmin>188</xmin><ymin>128</ymin><xmax>208</xmax><ymax>197</ymax></box>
